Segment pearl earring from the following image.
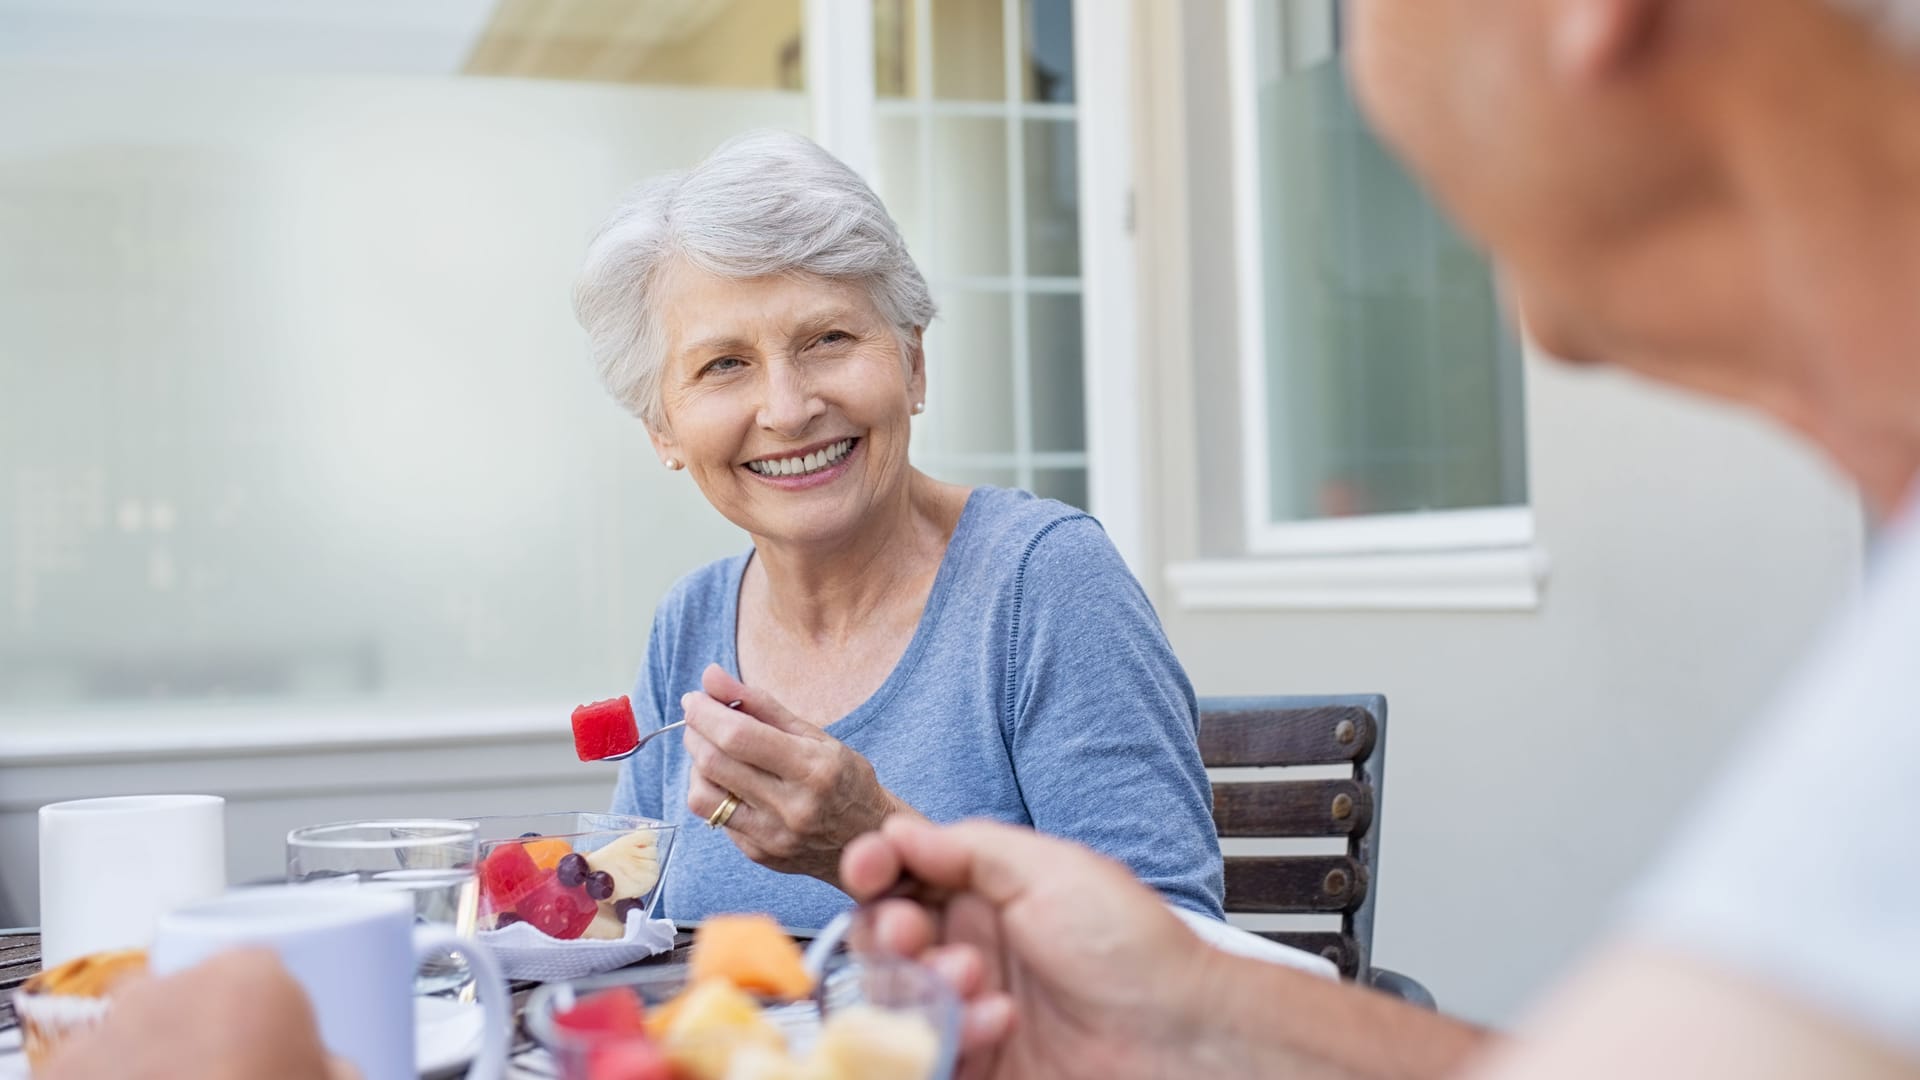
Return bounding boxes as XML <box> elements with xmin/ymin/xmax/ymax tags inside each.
<box><xmin>665</xmin><ymin>457</ymin><xmax>680</xmax><ymax>470</ymax></box>
<box><xmin>911</xmin><ymin>401</ymin><xmax>925</xmax><ymax>415</ymax></box>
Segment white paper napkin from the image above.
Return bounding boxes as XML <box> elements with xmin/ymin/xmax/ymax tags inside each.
<box><xmin>478</xmin><ymin>911</ymin><xmax>676</xmax><ymax>982</ymax></box>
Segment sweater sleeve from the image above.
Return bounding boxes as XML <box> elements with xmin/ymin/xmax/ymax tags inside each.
<box><xmin>1004</xmin><ymin>515</ymin><xmax>1226</xmax><ymax>917</ymax></box>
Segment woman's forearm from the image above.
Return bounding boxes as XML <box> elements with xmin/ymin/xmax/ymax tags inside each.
<box><xmin>1180</xmin><ymin>950</ymin><xmax>1494</xmax><ymax>1080</ymax></box>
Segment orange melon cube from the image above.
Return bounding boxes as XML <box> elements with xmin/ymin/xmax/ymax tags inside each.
<box><xmin>689</xmin><ymin>914</ymin><xmax>814</xmax><ymax>1001</ymax></box>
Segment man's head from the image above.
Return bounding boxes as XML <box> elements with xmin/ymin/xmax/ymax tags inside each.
<box><xmin>1349</xmin><ymin>0</ymin><xmax>1920</xmax><ymax>510</ymax></box>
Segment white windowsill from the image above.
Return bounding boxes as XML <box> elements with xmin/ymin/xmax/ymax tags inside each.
<box><xmin>0</xmin><ymin>701</ymin><xmax>570</xmax><ymax>765</ymax></box>
<box><xmin>1167</xmin><ymin>544</ymin><xmax>1550</xmax><ymax>613</ymax></box>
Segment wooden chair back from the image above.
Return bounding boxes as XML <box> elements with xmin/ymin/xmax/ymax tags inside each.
<box><xmin>1199</xmin><ymin>694</ymin><xmax>1389</xmax><ymax>980</ymax></box>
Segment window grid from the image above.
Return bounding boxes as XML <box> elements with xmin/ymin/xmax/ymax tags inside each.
<box><xmin>893</xmin><ymin>0</ymin><xmax>1085</xmax><ymax>501</ymax></box>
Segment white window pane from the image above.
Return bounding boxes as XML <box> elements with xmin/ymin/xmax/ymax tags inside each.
<box><xmin>1021</xmin><ymin>0</ymin><xmax>1075</xmax><ymax>103</ymax></box>
<box><xmin>916</xmin><ymin>289</ymin><xmax>1016</xmax><ymax>457</ymax></box>
<box><xmin>1024</xmin><ymin>118</ymin><xmax>1080</xmax><ymax>277</ymax></box>
<box><xmin>931</xmin><ymin>0</ymin><xmax>1007</xmax><ymax>101</ymax></box>
<box><xmin>1032</xmin><ymin>467</ymin><xmax>1088</xmax><ymax>511</ymax></box>
<box><xmin>874</xmin><ymin>0</ymin><xmax>919</xmax><ymax>98</ymax></box>
<box><xmin>1256</xmin><ymin>3</ymin><xmax>1526</xmax><ymax>524</ymax></box>
<box><xmin>1028</xmin><ymin>293</ymin><xmax>1085</xmax><ymax>453</ymax></box>
<box><xmin>931</xmin><ymin>117</ymin><xmax>1011</xmax><ymax>277</ymax></box>
<box><xmin>875</xmin><ymin>116</ymin><xmax>929</xmax><ymax>266</ymax></box>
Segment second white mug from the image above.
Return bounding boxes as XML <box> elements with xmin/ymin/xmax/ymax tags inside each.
<box><xmin>38</xmin><ymin>794</ymin><xmax>227</xmax><ymax>967</ymax></box>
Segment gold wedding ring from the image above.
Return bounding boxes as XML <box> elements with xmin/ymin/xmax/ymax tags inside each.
<box><xmin>707</xmin><ymin>792</ymin><xmax>740</xmax><ymax>829</ymax></box>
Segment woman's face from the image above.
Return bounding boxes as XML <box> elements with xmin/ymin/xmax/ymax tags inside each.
<box><xmin>649</xmin><ymin>264</ymin><xmax>925</xmax><ymax>548</ymax></box>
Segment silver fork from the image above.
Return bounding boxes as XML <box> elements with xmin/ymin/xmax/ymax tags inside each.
<box><xmin>600</xmin><ymin>700</ymin><xmax>740</xmax><ymax>761</ymax></box>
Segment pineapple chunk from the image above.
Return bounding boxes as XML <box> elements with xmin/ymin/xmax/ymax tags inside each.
<box><xmin>658</xmin><ymin>979</ymin><xmax>787</xmax><ymax>1080</ymax></box>
<box><xmin>808</xmin><ymin>1006</ymin><xmax>940</xmax><ymax>1080</ymax></box>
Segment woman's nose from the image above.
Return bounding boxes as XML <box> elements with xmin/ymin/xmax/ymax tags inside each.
<box><xmin>757</xmin><ymin>362</ymin><xmax>822</xmax><ymax>436</ymax></box>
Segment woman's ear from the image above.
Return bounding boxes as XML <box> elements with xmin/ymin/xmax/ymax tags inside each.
<box><xmin>907</xmin><ymin>327</ymin><xmax>927</xmax><ymax>408</ymax></box>
<box><xmin>647</xmin><ymin>424</ymin><xmax>683</xmax><ymax>471</ymax></box>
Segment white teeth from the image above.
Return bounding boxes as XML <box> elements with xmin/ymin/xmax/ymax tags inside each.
<box><xmin>749</xmin><ymin>439</ymin><xmax>853</xmax><ymax>478</ymax></box>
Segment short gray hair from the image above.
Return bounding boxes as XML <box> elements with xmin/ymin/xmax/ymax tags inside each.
<box><xmin>1829</xmin><ymin>0</ymin><xmax>1920</xmax><ymax>48</ymax></box>
<box><xmin>573</xmin><ymin>130</ymin><xmax>936</xmax><ymax>430</ymax></box>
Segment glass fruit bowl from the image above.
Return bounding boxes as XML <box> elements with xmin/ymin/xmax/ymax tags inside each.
<box><xmin>464</xmin><ymin>813</ymin><xmax>676</xmax><ymax>942</ymax></box>
<box><xmin>525</xmin><ymin>952</ymin><xmax>960</xmax><ymax>1080</ymax></box>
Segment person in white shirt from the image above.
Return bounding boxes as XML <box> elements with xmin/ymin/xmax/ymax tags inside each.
<box><xmin>839</xmin><ymin>0</ymin><xmax>1920</xmax><ymax>1077</ymax></box>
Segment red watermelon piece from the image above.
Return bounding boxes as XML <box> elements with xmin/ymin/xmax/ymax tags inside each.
<box><xmin>477</xmin><ymin>840</ymin><xmax>543</xmax><ymax>920</ymax></box>
<box><xmin>572</xmin><ymin>696</ymin><xmax>639</xmax><ymax>761</ymax></box>
<box><xmin>555</xmin><ymin>988</ymin><xmax>648</xmax><ymax>1039</ymax></box>
<box><xmin>517</xmin><ymin>875</ymin><xmax>598</xmax><ymax>940</ymax></box>
<box><xmin>585</xmin><ymin>1039</ymin><xmax>670</xmax><ymax>1080</ymax></box>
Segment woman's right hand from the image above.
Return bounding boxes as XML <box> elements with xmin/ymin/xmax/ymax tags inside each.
<box><xmin>840</xmin><ymin>816</ymin><xmax>1217</xmax><ymax>1080</ymax></box>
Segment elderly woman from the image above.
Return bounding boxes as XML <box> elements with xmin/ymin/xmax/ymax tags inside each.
<box><xmin>573</xmin><ymin>130</ymin><xmax>1221</xmax><ymax>929</ymax></box>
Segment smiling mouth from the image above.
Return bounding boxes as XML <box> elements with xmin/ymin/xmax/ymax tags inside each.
<box><xmin>743</xmin><ymin>437</ymin><xmax>858</xmax><ymax>478</ymax></box>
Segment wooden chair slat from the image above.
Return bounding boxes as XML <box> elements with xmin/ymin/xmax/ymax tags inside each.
<box><xmin>1211</xmin><ymin>778</ymin><xmax>1374</xmax><ymax>838</ymax></box>
<box><xmin>1199</xmin><ymin>705</ymin><xmax>1377</xmax><ymax>767</ymax></box>
<box><xmin>1224</xmin><ymin>855</ymin><xmax>1369</xmax><ymax>913</ymax></box>
<box><xmin>1249</xmin><ymin>930</ymin><xmax>1360</xmax><ymax>978</ymax></box>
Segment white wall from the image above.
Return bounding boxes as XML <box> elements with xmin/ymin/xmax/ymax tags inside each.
<box><xmin>1142</xmin><ymin>0</ymin><xmax>1866</xmax><ymax>1024</ymax></box>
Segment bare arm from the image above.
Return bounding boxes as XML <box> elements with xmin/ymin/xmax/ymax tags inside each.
<box><xmin>1472</xmin><ymin>942</ymin><xmax>1919</xmax><ymax>1080</ymax></box>
<box><xmin>1181</xmin><ymin>948</ymin><xmax>1494</xmax><ymax>1079</ymax></box>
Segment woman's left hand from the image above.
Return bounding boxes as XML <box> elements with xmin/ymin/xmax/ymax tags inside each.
<box><xmin>681</xmin><ymin>663</ymin><xmax>920</xmax><ymax>886</ymax></box>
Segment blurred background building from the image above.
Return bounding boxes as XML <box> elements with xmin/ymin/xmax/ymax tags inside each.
<box><xmin>0</xmin><ymin>0</ymin><xmax>1865</xmax><ymax>1024</ymax></box>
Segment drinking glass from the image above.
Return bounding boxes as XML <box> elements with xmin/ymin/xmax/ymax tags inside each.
<box><xmin>287</xmin><ymin>818</ymin><xmax>480</xmax><ymax>994</ymax></box>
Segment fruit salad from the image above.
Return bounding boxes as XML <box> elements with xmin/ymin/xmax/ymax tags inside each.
<box><xmin>478</xmin><ymin>826</ymin><xmax>664</xmax><ymax>941</ymax></box>
<box><xmin>547</xmin><ymin>916</ymin><xmax>942</xmax><ymax>1080</ymax></box>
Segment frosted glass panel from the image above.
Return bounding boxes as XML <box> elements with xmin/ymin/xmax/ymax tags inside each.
<box><xmin>931</xmin><ymin>118</ymin><xmax>1011</xmax><ymax>277</ymax></box>
<box><xmin>1032</xmin><ymin>468</ymin><xmax>1088</xmax><ymax>511</ymax></box>
<box><xmin>0</xmin><ymin>66</ymin><xmax>804</xmax><ymax>711</ymax></box>
<box><xmin>1024</xmin><ymin>119</ymin><xmax>1079</xmax><ymax>277</ymax></box>
<box><xmin>915</xmin><ymin>290</ymin><xmax>1015</xmax><ymax>457</ymax></box>
<box><xmin>1254</xmin><ymin>1</ymin><xmax>1526</xmax><ymax>523</ymax></box>
<box><xmin>873</xmin><ymin>116</ymin><xmax>928</xmax><ymax>267</ymax></box>
<box><xmin>1028</xmin><ymin>293</ymin><xmax>1084</xmax><ymax>453</ymax></box>
<box><xmin>930</xmin><ymin>0</ymin><xmax>1006</xmax><ymax>101</ymax></box>
<box><xmin>1022</xmin><ymin>0</ymin><xmax>1075</xmax><ymax>103</ymax></box>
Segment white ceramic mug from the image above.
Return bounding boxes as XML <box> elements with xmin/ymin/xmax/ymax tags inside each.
<box><xmin>39</xmin><ymin>794</ymin><xmax>227</xmax><ymax>967</ymax></box>
<box><xmin>152</xmin><ymin>885</ymin><xmax>512</xmax><ymax>1080</ymax></box>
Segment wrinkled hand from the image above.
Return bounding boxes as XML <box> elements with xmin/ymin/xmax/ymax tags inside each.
<box><xmin>42</xmin><ymin>949</ymin><xmax>357</xmax><ymax>1080</ymax></box>
<box><xmin>684</xmin><ymin>664</ymin><xmax>917</xmax><ymax>885</ymax></box>
<box><xmin>840</xmin><ymin>816</ymin><xmax>1216</xmax><ymax>1080</ymax></box>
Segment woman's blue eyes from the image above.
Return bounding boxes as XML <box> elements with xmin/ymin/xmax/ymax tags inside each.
<box><xmin>698</xmin><ymin>334</ymin><xmax>850</xmax><ymax>375</ymax></box>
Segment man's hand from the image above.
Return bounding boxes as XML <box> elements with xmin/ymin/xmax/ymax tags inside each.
<box><xmin>843</xmin><ymin>816</ymin><xmax>1491</xmax><ymax>1080</ymax></box>
<box><xmin>842</xmin><ymin>815</ymin><xmax>1218</xmax><ymax>1080</ymax></box>
<box><xmin>42</xmin><ymin>949</ymin><xmax>354</xmax><ymax>1080</ymax></box>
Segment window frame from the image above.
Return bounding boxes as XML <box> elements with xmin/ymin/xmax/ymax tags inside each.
<box><xmin>1224</xmin><ymin>0</ymin><xmax>1538</xmax><ymax>563</ymax></box>
<box><xmin>807</xmin><ymin>0</ymin><xmax>1142</xmax><ymax>570</ymax></box>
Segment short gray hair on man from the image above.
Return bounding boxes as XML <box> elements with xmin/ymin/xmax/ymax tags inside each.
<box><xmin>1829</xmin><ymin>0</ymin><xmax>1920</xmax><ymax>48</ymax></box>
<box><xmin>573</xmin><ymin>130</ymin><xmax>936</xmax><ymax>430</ymax></box>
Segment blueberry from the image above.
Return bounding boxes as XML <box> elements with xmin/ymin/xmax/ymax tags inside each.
<box><xmin>556</xmin><ymin>852</ymin><xmax>589</xmax><ymax>888</ymax></box>
<box><xmin>585</xmin><ymin>870</ymin><xmax>615</xmax><ymax>901</ymax></box>
<box><xmin>494</xmin><ymin>912</ymin><xmax>523</xmax><ymax>928</ymax></box>
<box><xmin>519</xmin><ymin>831</ymin><xmax>542</xmax><ymax>838</ymax></box>
<box><xmin>613</xmin><ymin>897</ymin><xmax>642</xmax><ymax>920</ymax></box>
